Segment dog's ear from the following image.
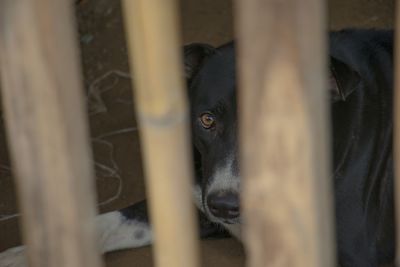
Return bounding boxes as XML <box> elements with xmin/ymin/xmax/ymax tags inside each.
<box><xmin>329</xmin><ymin>56</ymin><xmax>362</xmax><ymax>102</ymax></box>
<box><xmin>184</xmin><ymin>43</ymin><xmax>216</xmax><ymax>81</ymax></box>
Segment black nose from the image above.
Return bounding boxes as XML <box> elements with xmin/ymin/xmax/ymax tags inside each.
<box><xmin>207</xmin><ymin>192</ymin><xmax>240</xmax><ymax>219</ymax></box>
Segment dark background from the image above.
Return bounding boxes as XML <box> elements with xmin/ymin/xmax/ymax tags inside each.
<box><xmin>0</xmin><ymin>0</ymin><xmax>394</xmax><ymax>266</ymax></box>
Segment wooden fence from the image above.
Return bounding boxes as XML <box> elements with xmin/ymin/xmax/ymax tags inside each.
<box><xmin>0</xmin><ymin>0</ymin><xmax>397</xmax><ymax>267</ymax></box>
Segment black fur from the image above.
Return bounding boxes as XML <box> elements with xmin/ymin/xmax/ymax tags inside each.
<box><xmin>121</xmin><ymin>29</ymin><xmax>395</xmax><ymax>267</ymax></box>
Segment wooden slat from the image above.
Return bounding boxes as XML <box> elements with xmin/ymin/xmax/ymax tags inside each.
<box><xmin>395</xmin><ymin>2</ymin><xmax>400</xmax><ymax>265</ymax></box>
<box><xmin>121</xmin><ymin>1</ymin><xmax>199</xmax><ymax>267</ymax></box>
<box><xmin>235</xmin><ymin>0</ymin><xmax>335</xmax><ymax>266</ymax></box>
<box><xmin>0</xmin><ymin>1</ymin><xmax>102</xmax><ymax>267</ymax></box>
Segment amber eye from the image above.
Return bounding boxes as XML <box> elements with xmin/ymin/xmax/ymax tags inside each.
<box><xmin>199</xmin><ymin>112</ymin><xmax>216</xmax><ymax>129</ymax></box>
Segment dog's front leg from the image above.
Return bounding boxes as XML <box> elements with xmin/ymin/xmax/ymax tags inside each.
<box><xmin>104</xmin><ymin>199</ymin><xmax>229</xmax><ymax>251</ymax></box>
<box><xmin>0</xmin><ymin>198</ymin><xmax>229</xmax><ymax>267</ymax></box>
<box><xmin>0</xmin><ymin>200</ymin><xmax>152</xmax><ymax>267</ymax></box>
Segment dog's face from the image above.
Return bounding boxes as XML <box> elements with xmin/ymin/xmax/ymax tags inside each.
<box><xmin>184</xmin><ymin>42</ymin><xmax>361</xmax><ymax>226</ymax></box>
<box><xmin>185</xmin><ymin>43</ymin><xmax>240</xmax><ymax>225</ymax></box>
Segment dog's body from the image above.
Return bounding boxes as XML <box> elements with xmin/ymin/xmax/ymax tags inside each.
<box><xmin>329</xmin><ymin>30</ymin><xmax>394</xmax><ymax>266</ymax></box>
<box><xmin>0</xmin><ymin>29</ymin><xmax>395</xmax><ymax>267</ymax></box>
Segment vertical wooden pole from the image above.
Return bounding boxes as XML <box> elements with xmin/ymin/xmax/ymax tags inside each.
<box><xmin>395</xmin><ymin>2</ymin><xmax>400</xmax><ymax>265</ymax></box>
<box><xmin>235</xmin><ymin>0</ymin><xmax>335</xmax><ymax>267</ymax></box>
<box><xmin>121</xmin><ymin>1</ymin><xmax>199</xmax><ymax>267</ymax></box>
<box><xmin>0</xmin><ymin>1</ymin><xmax>102</xmax><ymax>267</ymax></box>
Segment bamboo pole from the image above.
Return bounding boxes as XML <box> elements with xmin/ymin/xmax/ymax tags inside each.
<box><xmin>395</xmin><ymin>2</ymin><xmax>400</xmax><ymax>265</ymax></box>
<box><xmin>235</xmin><ymin>0</ymin><xmax>335</xmax><ymax>266</ymax></box>
<box><xmin>0</xmin><ymin>1</ymin><xmax>102</xmax><ymax>267</ymax></box>
<box><xmin>121</xmin><ymin>1</ymin><xmax>199</xmax><ymax>267</ymax></box>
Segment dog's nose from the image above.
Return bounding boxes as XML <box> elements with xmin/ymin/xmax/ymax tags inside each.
<box><xmin>207</xmin><ymin>192</ymin><xmax>240</xmax><ymax>219</ymax></box>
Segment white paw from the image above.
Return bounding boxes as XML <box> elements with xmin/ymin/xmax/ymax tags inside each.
<box><xmin>0</xmin><ymin>246</ymin><xmax>26</xmax><ymax>267</ymax></box>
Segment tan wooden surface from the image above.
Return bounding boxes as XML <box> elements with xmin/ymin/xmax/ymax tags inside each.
<box><xmin>0</xmin><ymin>0</ymin><xmax>102</xmax><ymax>267</ymax></box>
<box><xmin>235</xmin><ymin>0</ymin><xmax>336</xmax><ymax>266</ymax></box>
<box><xmin>121</xmin><ymin>1</ymin><xmax>199</xmax><ymax>267</ymax></box>
<box><xmin>395</xmin><ymin>2</ymin><xmax>400</xmax><ymax>265</ymax></box>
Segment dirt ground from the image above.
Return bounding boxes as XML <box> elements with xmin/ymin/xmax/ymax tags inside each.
<box><xmin>0</xmin><ymin>0</ymin><xmax>395</xmax><ymax>266</ymax></box>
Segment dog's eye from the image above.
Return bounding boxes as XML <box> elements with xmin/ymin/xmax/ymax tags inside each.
<box><xmin>199</xmin><ymin>112</ymin><xmax>216</xmax><ymax>129</ymax></box>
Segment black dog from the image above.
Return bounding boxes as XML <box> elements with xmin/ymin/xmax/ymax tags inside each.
<box><xmin>0</xmin><ymin>29</ymin><xmax>394</xmax><ymax>267</ymax></box>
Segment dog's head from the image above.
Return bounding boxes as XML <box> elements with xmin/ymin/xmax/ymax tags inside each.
<box><xmin>184</xmin><ymin>42</ymin><xmax>361</xmax><ymax>226</ymax></box>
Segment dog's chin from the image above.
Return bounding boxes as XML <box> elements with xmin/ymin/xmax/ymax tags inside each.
<box><xmin>205</xmin><ymin>211</ymin><xmax>242</xmax><ymax>239</ymax></box>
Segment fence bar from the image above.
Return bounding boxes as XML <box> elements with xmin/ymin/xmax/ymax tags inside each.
<box><xmin>235</xmin><ymin>0</ymin><xmax>335</xmax><ymax>266</ymax></box>
<box><xmin>0</xmin><ymin>1</ymin><xmax>102</xmax><ymax>267</ymax></box>
<box><xmin>395</xmin><ymin>2</ymin><xmax>400</xmax><ymax>265</ymax></box>
<box><xmin>121</xmin><ymin>1</ymin><xmax>199</xmax><ymax>267</ymax></box>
